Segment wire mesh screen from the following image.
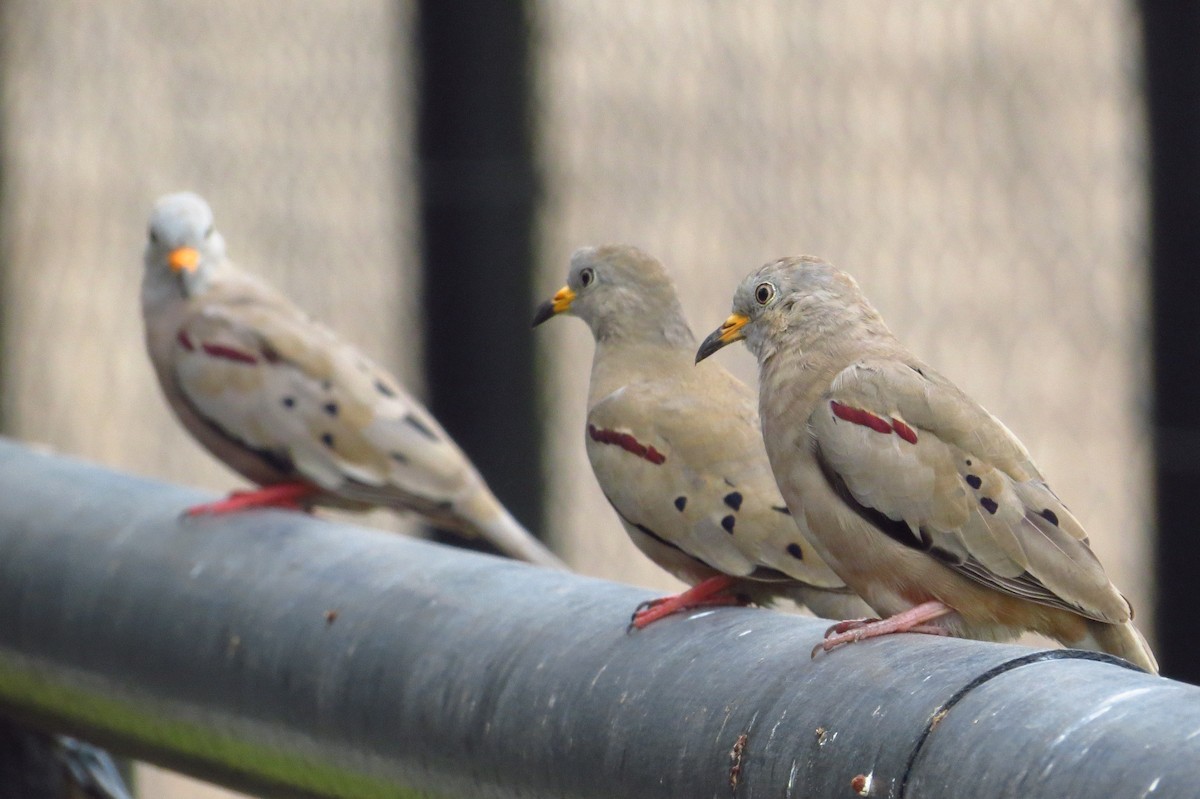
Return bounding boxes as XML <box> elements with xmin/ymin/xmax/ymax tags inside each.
<box><xmin>0</xmin><ymin>2</ymin><xmax>416</xmax><ymax>797</ymax></box>
<box><xmin>532</xmin><ymin>0</ymin><xmax>1151</xmax><ymax>636</ymax></box>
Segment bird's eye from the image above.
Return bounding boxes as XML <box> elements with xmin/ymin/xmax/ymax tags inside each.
<box><xmin>754</xmin><ymin>282</ymin><xmax>775</xmax><ymax>305</ymax></box>
<box><xmin>580</xmin><ymin>267</ymin><xmax>595</xmax><ymax>288</ymax></box>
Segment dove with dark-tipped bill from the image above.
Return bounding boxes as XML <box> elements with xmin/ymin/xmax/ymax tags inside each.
<box><xmin>696</xmin><ymin>255</ymin><xmax>1156</xmax><ymax>672</ymax></box>
<box><xmin>140</xmin><ymin>192</ymin><xmax>564</xmax><ymax>569</ymax></box>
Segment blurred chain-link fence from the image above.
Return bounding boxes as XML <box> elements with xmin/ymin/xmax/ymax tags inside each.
<box><xmin>0</xmin><ymin>1</ymin><xmax>1148</xmax><ymax>797</ymax></box>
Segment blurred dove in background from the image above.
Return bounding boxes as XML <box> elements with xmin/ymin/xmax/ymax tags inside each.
<box><xmin>696</xmin><ymin>255</ymin><xmax>1157</xmax><ymax>672</ymax></box>
<box><xmin>140</xmin><ymin>192</ymin><xmax>565</xmax><ymax>569</ymax></box>
<box><xmin>533</xmin><ymin>245</ymin><xmax>870</xmax><ymax>627</ymax></box>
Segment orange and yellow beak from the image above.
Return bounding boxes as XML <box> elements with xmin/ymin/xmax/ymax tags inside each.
<box><xmin>168</xmin><ymin>246</ymin><xmax>201</xmax><ymax>274</ymax></box>
<box><xmin>695</xmin><ymin>313</ymin><xmax>749</xmax><ymax>363</ymax></box>
<box><xmin>531</xmin><ymin>285</ymin><xmax>577</xmax><ymax>327</ymax></box>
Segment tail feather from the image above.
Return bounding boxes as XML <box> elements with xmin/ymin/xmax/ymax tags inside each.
<box><xmin>454</xmin><ymin>486</ymin><xmax>567</xmax><ymax>569</ymax></box>
<box><xmin>785</xmin><ymin>584</ymin><xmax>875</xmax><ymax>621</ymax></box>
<box><xmin>469</xmin><ymin>505</ymin><xmax>567</xmax><ymax>570</ymax></box>
<box><xmin>1080</xmin><ymin>620</ymin><xmax>1159</xmax><ymax>674</ymax></box>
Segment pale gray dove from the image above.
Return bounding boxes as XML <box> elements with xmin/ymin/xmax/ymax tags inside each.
<box><xmin>696</xmin><ymin>255</ymin><xmax>1157</xmax><ymax>673</ymax></box>
<box><xmin>533</xmin><ymin>245</ymin><xmax>871</xmax><ymax>627</ymax></box>
<box><xmin>141</xmin><ymin>191</ymin><xmax>564</xmax><ymax>569</ymax></box>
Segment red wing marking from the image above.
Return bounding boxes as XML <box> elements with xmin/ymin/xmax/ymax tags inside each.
<box><xmin>830</xmin><ymin>401</ymin><xmax>892</xmax><ymax>434</ymax></box>
<box><xmin>830</xmin><ymin>401</ymin><xmax>918</xmax><ymax>444</ymax></box>
<box><xmin>891</xmin><ymin>418</ymin><xmax>919</xmax><ymax>444</ymax></box>
<box><xmin>176</xmin><ymin>331</ymin><xmax>195</xmax><ymax>351</ymax></box>
<box><xmin>201</xmin><ymin>343</ymin><xmax>259</xmax><ymax>365</ymax></box>
<box><xmin>588</xmin><ymin>424</ymin><xmax>666</xmax><ymax>465</ymax></box>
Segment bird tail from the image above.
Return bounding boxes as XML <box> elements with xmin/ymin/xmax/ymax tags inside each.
<box><xmin>456</xmin><ymin>488</ymin><xmax>568</xmax><ymax>570</ymax></box>
<box><xmin>787</xmin><ymin>584</ymin><xmax>876</xmax><ymax>621</ymax></box>
<box><xmin>1080</xmin><ymin>620</ymin><xmax>1159</xmax><ymax>674</ymax></box>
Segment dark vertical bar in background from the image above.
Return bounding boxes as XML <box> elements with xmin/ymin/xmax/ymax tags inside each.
<box><xmin>1142</xmin><ymin>1</ymin><xmax>1200</xmax><ymax>682</ymax></box>
<box><xmin>414</xmin><ymin>3</ymin><xmax>544</xmax><ymax>551</ymax></box>
<box><xmin>0</xmin><ymin>7</ymin><xmax>40</xmax><ymax>797</ymax></box>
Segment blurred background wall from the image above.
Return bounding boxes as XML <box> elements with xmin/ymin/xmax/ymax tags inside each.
<box><xmin>0</xmin><ymin>2</ymin><xmax>1162</xmax><ymax>797</ymax></box>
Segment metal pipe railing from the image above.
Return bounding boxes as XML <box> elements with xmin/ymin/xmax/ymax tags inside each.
<box><xmin>0</xmin><ymin>438</ymin><xmax>1195</xmax><ymax>798</ymax></box>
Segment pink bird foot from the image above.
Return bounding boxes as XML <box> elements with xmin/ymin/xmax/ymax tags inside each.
<box><xmin>812</xmin><ymin>600</ymin><xmax>953</xmax><ymax>658</ymax></box>
<box><xmin>628</xmin><ymin>574</ymin><xmax>747</xmax><ymax>631</ymax></box>
<box><xmin>184</xmin><ymin>482</ymin><xmax>319</xmax><ymax>517</ymax></box>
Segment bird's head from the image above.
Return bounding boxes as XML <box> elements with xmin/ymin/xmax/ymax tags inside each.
<box><xmin>696</xmin><ymin>255</ymin><xmax>878</xmax><ymax>364</ymax></box>
<box><xmin>143</xmin><ymin>192</ymin><xmax>226</xmax><ymax>296</ymax></box>
<box><xmin>532</xmin><ymin>244</ymin><xmax>694</xmax><ymax>348</ymax></box>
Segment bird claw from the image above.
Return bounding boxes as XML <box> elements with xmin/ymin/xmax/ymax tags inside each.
<box><xmin>181</xmin><ymin>483</ymin><xmax>318</xmax><ymax>517</ymax></box>
<box><xmin>626</xmin><ymin>598</ymin><xmax>668</xmax><ymax>633</ymax></box>
<box><xmin>811</xmin><ymin>602</ymin><xmax>954</xmax><ymax>659</ymax></box>
<box><xmin>823</xmin><ymin>617</ymin><xmax>879</xmax><ymax>637</ymax></box>
<box><xmin>625</xmin><ymin>575</ymin><xmax>746</xmax><ymax>633</ymax></box>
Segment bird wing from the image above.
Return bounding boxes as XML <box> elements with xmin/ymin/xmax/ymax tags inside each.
<box><xmin>809</xmin><ymin>358</ymin><xmax>1130</xmax><ymax>623</ymax></box>
<box><xmin>170</xmin><ymin>284</ymin><xmax>478</xmax><ymax>509</ymax></box>
<box><xmin>587</xmin><ymin>371</ymin><xmax>846</xmax><ymax>590</ymax></box>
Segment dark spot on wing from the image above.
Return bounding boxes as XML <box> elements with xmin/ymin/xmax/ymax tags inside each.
<box><xmin>723</xmin><ymin>492</ymin><xmax>743</xmax><ymax>511</ymax></box>
<box><xmin>601</xmin><ymin>494</ymin><xmax>709</xmax><ymax>570</ymax></box>
<box><xmin>321</xmin><ymin>433</ymin><xmax>334</xmax><ymax>449</ymax></box>
<box><xmin>674</xmin><ymin>496</ymin><xmax>687</xmax><ymax>511</ymax></box>
<box><xmin>980</xmin><ymin>497</ymin><xmax>999</xmax><ymax>515</ymax></box>
<box><xmin>405</xmin><ymin>414</ymin><xmax>439</xmax><ymax>441</ymax></box>
<box><xmin>772</xmin><ymin>505</ymin><xmax>791</xmax><ymax>516</ymax></box>
<box><xmin>721</xmin><ymin>515</ymin><xmax>736</xmax><ymax>534</ymax></box>
<box><xmin>965</xmin><ymin>474</ymin><xmax>981</xmax><ymax>489</ymax></box>
<box><xmin>786</xmin><ymin>543</ymin><xmax>804</xmax><ymax>560</ymax></box>
<box><xmin>282</xmin><ymin>397</ymin><xmax>296</xmax><ymax>409</ymax></box>
<box><xmin>375</xmin><ymin>379</ymin><xmax>396</xmax><ymax>398</ymax></box>
<box><xmin>323</xmin><ymin>402</ymin><xmax>339</xmax><ymax>417</ymax></box>
<box><xmin>1040</xmin><ymin>508</ymin><xmax>1059</xmax><ymax>526</ymax></box>
<box><xmin>390</xmin><ymin>451</ymin><xmax>408</xmax><ymax>463</ymax></box>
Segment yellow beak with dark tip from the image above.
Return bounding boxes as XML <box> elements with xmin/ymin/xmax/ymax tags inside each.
<box><xmin>531</xmin><ymin>285</ymin><xmax>577</xmax><ymax>327</ymax></box>
<box><xmin>168</xmin><ymin>246</ymin><xmax>201</xmax><ymax>273</ymax></box>
<box><xmin>696</xmin><ymin>313</ymin><xmax>749</xmax><ymax>363</ymax></box>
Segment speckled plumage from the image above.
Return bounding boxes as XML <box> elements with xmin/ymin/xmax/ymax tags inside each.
<box><xmin>698</xmin><ymin>255</ymin><xmax>1157</xmax><ymax>671</ymax></box>
<box><xmin>141</xmin><ymin>192</ymin><xmax>564</xmax><ymax>569</ymax></box>
<box><xmin>535</xmin><ymin>245</ymin><xmax>871</xmax><ymax>620</ymax></box>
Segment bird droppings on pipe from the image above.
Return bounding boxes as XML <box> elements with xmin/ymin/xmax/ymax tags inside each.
<box><xmin>728</xmin><ymin>733</ymin><xmax>748</xmax><ymax>794</ymax></box>
<box><xmin>323</xmin><ymin>609</ymin><xmax>338</xmax><ymax>625</ymax></box>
